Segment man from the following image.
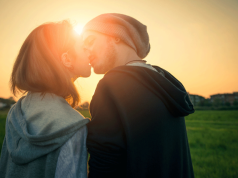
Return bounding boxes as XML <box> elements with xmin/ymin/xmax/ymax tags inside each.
<box><xmin>82</xmin><ymin>13</ymin><xmax>195</xmax><ymax>178</ymax></box>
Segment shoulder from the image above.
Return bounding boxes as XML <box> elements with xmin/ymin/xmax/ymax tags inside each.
<box><xmin>92</xmin><ymin>66</ymin><xmax>146</xmax><ymax>104</ymax></box>
<box><xmin>23</xmin><ymin>92</ymin><xmax>87</xmax><ymax>124</ymax></box>
<box><xmin>98</xmin><ymin>65</ymin><xmax>143</xmax><ymax>89</ymax></box>
<box><xmin>22</xmin><ymin>92</ymin><xmax>67</xmax><ymax>109</ymax></box>
<box><xmin>23</xmin><ymin>92</ymin><xmax>73</xmax><ymax>112</ymax></box>
<box><xmin>66</xmin><ymin>125</ymin><xmax>88</xmax><ymax>143</ymax></box>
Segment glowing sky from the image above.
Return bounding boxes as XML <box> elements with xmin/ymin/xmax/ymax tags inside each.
<box><xmin>0</xmin><ymin>0</ymin><xmax>238</xmax><ymax>102</ymax></box>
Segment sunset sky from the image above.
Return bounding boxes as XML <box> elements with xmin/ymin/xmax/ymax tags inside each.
<box><xmin>0</xmin><ymin>0</ymin><xmax>238</xmax><ymax>102</ymax></box>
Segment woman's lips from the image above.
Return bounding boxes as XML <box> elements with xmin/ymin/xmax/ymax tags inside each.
<box><xmin>89</xmin><ymin>55</ymin><xmax>96</xmax><ymax>66</ymax></box>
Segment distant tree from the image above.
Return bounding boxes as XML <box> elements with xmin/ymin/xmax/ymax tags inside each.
<box><xmin>204</xmin><ymin>99</ymin><xmax>212</xmax><ymax>107</ymax></box>
<box><xmin>197</xmin><ymin>100</ymin><xmax>205</xmax><ymax>107</ymax></box>
<box><xmin>213</xmin><ymin>98</ymin><xmax>222</xmax><ymax>107</ymax></box>
<box><xmin>225</xmin><ymin>102</ymin><xmax>231</xmax><ymax>107</ymax></box>
<box><xmin>197</xmin><ymin>99</ymin><xmax>212</xmax><ymax>107</ymax></box>
<box><xmin>0</xmin><ymin>97</ymin><xmax>16</xmax><ymax>108</ymax></box>
<box><xmin>80</xmin><ymin>101</ymin><xmax>90</xmax><ymax>110</ymax></box>
<box><xmin>233</xmin><ymin>100</ymin><xmax>238</xmax><ymax>106</ymax></box>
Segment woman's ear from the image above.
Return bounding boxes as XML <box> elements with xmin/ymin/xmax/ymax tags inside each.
<box><xmin>61</xmin><ymin>52</ymin><xmax>72</xmax><ymax>68</ymax></box>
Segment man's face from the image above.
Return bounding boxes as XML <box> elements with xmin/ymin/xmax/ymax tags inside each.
<box><xmin>82</xmin><ymin>31</ymin><xmax>118</xmax><ymax>74</ymax></box>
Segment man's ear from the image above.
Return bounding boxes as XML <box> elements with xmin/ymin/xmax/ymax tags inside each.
<box><xmin>113</xmin><ymin>37</ymin><xmax>120</xmax><ymax>44</ymax></box>
<box><xmin>61</xmin><ymin>52</ymin><xmax>72</xmax><ymax>68</ymax></box>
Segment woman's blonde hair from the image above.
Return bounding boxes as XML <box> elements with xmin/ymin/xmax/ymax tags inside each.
<box><xmin>10</xmin><ymin>20</ymin><xmax>80</xmax><ymax>107</ymax></box>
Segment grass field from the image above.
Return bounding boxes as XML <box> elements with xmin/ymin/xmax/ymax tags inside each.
<box><xmin>0</xmin><ymin>109</ymin><xmax>238</xmax><ymax>177</ymax></box>
<box><xmin>186</xmin><ymin>111</ymin><xmax>238</xmax><ymax>178</ymax></box>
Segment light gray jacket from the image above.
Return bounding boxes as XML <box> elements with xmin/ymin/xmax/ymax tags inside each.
<box><xmin>0</xmin><ymin>92</ymin><xmax>90</xmax><ymax>178</ymax></box>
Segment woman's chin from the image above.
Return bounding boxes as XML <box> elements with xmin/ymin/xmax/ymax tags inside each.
<box><xmin>81</xmin><ymin>71</ymin><xmax>91</xmax><ymax>78</ymax></box>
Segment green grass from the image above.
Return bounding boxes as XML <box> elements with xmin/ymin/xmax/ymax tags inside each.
<box><xmin>185</xmin><ymin>110</ymin><xmax>238</xmax><ymax>178</ymax></box>
<box><xmin>0</xmin><ymin>109</ymin><xmax>238</xmax><ymax>177</ymax></box>
<box><xmin>0</xmin><ymin>110</ymin><xmax>8</xmax><ymax>153</ymax></box>
<box><xmin>78</xmin><ymin>109</ymin><xmax>91</xmax><ymax>118</ymax></box>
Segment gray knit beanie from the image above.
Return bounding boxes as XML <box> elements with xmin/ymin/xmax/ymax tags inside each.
<box><xmin>83</xmin><ymin>13</ymin><xmax>150</xmax><ymax>59</ymax></box>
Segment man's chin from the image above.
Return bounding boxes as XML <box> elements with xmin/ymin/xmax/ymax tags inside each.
<box><xmin>93</xmin><ymin>65</ymin><xmax>109</xmax><ymax>74</ymax></box>
<box><xmin>93</xmin><ymin>67</ymin><xmax>106</xmax><ymax>74</ymax></box>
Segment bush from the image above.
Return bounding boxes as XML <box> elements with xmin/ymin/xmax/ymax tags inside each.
<box><xmin>0</xmin><ymin>97</ymin><xmax>16</xmax><ymax>110</ymax></box>
<box><xmin>194</xmin><ymin>106</ymin><xmax>238</xmax><ymax>110</ymax></box>
<box><xmin>197</xmin><ymin>99</ymin><xmax>212</xmax><ymax>107</ymax></box>
<box><xmin>225</xmin><ymin>102</ymin><xmax>231</xmax><ymax>107</ymax></box>
<box><xmin>212</xmin><ymin>98</ymin><xmax>222</xmax><ymax>107</ymax></box>
<box><xmin>233</xmin><ymin>100</ymin><xmax>238</xmax><ymax>106</ymax></box>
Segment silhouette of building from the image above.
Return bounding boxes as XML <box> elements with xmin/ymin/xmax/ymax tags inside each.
<box><xmin>210</xmin><ymin>92</ymin><xmax>238</xmax><ymax>105</ymax></box>
<box><xmin>188</xmin><ymin>94</ymin><xmax>205</xmax><ymax>106</ymax></box>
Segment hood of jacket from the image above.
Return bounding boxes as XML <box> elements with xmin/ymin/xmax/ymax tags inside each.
<box><xmin>5</xmin><ymin>92</ymin><xmax>89</xmax><ymax>165</ymax></box>
<box><xmin>107</xmin><ymin>63</ymin><xmax>194</xmax><ymax>117</ymax></box>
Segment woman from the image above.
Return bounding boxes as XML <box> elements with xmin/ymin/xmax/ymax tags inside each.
<box><xmin>0</xmin><ymin>20</ymin><xmax>91</xmax><ymax>178</ymax></box>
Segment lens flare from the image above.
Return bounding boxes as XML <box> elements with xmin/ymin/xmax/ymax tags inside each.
<box><xmin>74</xmin><ymin>24</ymin><xmax>84</xmax><ymax>35</ymax></box>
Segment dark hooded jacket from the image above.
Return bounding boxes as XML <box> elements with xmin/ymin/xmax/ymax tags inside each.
<box><xmin>87</xmin><ymin>65</ymin><xmax>195</xmax><ymax>178</ymax></box>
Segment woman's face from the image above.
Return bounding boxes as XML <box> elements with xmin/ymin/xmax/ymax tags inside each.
<box><xmin>71</xmin><ymin>36</ymin><xmax>91</xmax><ymax>78</ymax></box>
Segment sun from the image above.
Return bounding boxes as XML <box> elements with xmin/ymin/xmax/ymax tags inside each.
<box><xmin>74</xmin><ymin>24</ymin><xmax>84</xmax><ymax>35</ymax></box>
